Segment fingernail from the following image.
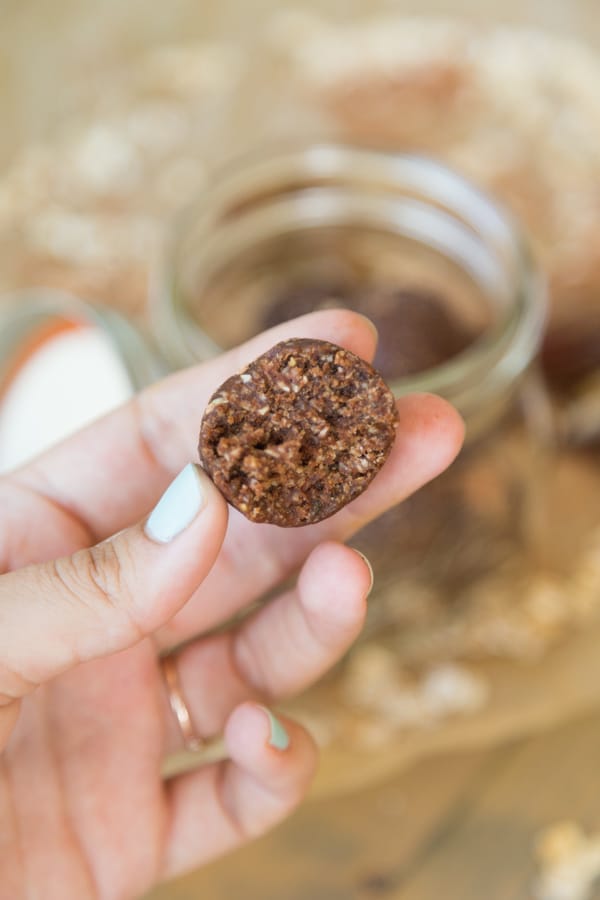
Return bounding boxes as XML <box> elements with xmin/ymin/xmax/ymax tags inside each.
<box><xmin>353</xmin><ymin>549</ymin><xmax>374</xmax><ymax>597</ymax></box>
<box><xmin>258</xmin><ymin>706</ymin><xmax>290</xmax><ymax>751</ymax></box>
<box><xmin>145</xmin><ymin>464</ymin><xmax>206</xmax><ymax>543</ymax></box>
<box><xmin>356</xmin><ymin>313</ymin><xmax>379</xmax><ymax>345</ymax></box>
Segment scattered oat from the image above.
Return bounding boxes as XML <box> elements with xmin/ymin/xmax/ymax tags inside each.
<box><xmin>420</xmin><ymin>664</ymin><xmax>489</xmax><ymax>717</ymax></box>
<box><xmin>534</xmin><ymin>822</ymin><xmax>600</xmax><ymax>900</ymax></box>
<box><xmin>342</xmin><ymin>644</ymin><xmax>489</xmax><ymax>732</ymax></box>
<box><xmin>69</xmin><ymin>124</ymin><xmax>140</xmax><ymax>195</ymax></box>
<box><xmin>342</xmin><ymin>643</ymin><xmax>400</xmax><ymax>708</ymax></box>
<box><xmin>138</xmin><ymin>42</ymin><xmax>242</xmax><ymax>96</ymax></box>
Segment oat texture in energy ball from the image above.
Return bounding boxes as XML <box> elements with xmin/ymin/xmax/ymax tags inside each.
<box><xmin>198</xmin><ymin>338</ymin><xmax>398</xmax><ymax>526</ymax></box>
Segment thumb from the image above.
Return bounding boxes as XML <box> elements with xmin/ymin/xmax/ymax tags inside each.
<box><xmin>0</xmin><ymin>464</ymin><xmax>227</xmax><ymax>702</ymax></box>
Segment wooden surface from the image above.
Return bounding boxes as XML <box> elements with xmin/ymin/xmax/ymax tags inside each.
<box><xmin>149</xmin><ymin>709</ymin><xmax>600</xmax><ymax>899</ymax></box>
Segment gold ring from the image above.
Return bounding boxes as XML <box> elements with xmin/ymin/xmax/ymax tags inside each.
<box><xmin>160</xmin><ymin>654</ymin><xmax>203</xmax><ymax>752</ymax></box>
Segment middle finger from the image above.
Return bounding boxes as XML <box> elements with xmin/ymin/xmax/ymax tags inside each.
<box><xmin>160</xmin><ymin>541</ymin><xmax>372</xmax><ymax>753</ymax></box>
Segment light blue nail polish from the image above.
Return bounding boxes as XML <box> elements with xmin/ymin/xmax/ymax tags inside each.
<box><xmin>259</xmin><ymin>706</ymin><xmax>290</xmax><ymax>751</ymax></box>
<box><xmin>144</xmin><ymin>464</ymin><xmax>205</xmax><ymax>543</ymax></box>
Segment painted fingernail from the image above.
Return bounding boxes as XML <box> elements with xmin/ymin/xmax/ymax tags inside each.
<box><xmin>353</xmin><ymin>549</ymin><xmax>374</xmax><ymax>597</ymax></box>
<box><xmin>145</xmin><ymin>464</ymin><xmax>206</xmax><ymax>543</ymax></box>
<box><xmin>258</xmin><ymin>706</ymin><xmax>290</xmax><ymax>751</ymax></box>
<box><xmin>356</xmin><ymin>313</ymin><xmax>379</xmax><ymax>345</ymax></box>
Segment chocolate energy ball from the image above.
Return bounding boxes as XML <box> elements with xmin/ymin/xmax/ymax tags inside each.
<box><xmin>198</xmin><ymin>338</ymin><xmax>398</xmax><ymax>526</ymax></box>
<box><xmin>260</xmin><ymin>284</ymin><xmax>476</xmax><ymax>381</ymax></box>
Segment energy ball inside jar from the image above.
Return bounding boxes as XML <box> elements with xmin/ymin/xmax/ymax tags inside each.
<box><xmin>198</xmin><ymin>338</ymin><xmax>398</xmax><ymax>526</ymax></box>
<box><xmin>260</xmin><ymin>284</ymin><xmax>476</xmax><ymax>381</ymax></box>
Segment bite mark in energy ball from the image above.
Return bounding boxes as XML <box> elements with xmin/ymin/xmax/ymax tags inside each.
<box><xmin>198</xmin><ymin>338</ymin><xmax>398</xmax><ymax>526</ymax></box>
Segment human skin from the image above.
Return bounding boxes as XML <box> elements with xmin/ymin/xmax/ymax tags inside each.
<box><xmin>0</xmin><ymin>309</ymin><xmax>464</xmax><ymax>900</ymax></box>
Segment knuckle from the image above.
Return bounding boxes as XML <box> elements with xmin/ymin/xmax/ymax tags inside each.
<box><xmin>86</xmin><ymin>541</ymin><xmax>131</xmax><ymax>611</ymax></box>
<box><xmin>52</xmin><ymin>541</ymin><xmax>144</xmax><ymax>646</ymax></box>
<box><xmin>58</xmin><ymin>540</ymin><xmax>135</xmax><ymax>617</ymax></box>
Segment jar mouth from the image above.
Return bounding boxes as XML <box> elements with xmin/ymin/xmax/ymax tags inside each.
<box><xmin>153</xmin><ymin>144</ymin><xmax>547</xmax><ymax>419</ymax></box>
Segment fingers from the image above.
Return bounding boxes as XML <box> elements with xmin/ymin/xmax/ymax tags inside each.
<box><xmin>163</xmin><ymin>704</ymin><xmax>316</xmax><ymax>878</ymax></box>
<box><xmin>156</xmin><ymin>391</ymin><xmax>464</xmax><ymax>646</ymax></box>
<box><xmin>12</xmin><ymin>309</ymin><xmax>377</xmax><ymax>540</ymax></box>
<box><xmin>0</xmin><ymin>465</ymin><xmax>227</xmax><ymax>704</ymax></box>
<box><xmin>161</xmin><ymin>542</ymin><xmax>372</xmax><ymax>752</ymax></box>
<box><xmin>234</xmin><ymin>543</ymin><xmax>373</xmax><ymax>698</ymax></box>
<box><xmin>331</xmin><ymin>391</ymin><xmax>465</xmax><ymax>527</ymax></box>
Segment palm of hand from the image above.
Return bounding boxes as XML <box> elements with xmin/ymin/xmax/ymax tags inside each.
<box><xmin>0</xmin><ymin>312</ymin><xmax>463</xmax><ymax>900</ymax></box>
<box><xmin>2</xmin><ymin>491</ymin><xmax>167</xmax><ymax>899</ymax></box>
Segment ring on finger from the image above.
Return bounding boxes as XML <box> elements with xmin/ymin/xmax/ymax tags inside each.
<box><xmin>160</xmin><ymin>653</ymin><xmax>204</xmax><ymax>753</ymax></box>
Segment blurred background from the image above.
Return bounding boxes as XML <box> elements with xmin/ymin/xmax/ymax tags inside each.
<box><xmin>2</xmin><ymin>0</ymin><xmax>600</xmax><ymax>170</ymax></box>
<box><xmin>3</xmin><ymin>2</ymin><xmax>600</xmax><ymax>899</ymax></box>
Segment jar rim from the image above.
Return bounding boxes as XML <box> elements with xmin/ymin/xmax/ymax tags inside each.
<box><xmin>0</xmin><ymin>287</ymin><xmax>164</xmax><ymax>392</ymax></box>
<box><xmin>153</xmin><ymin>143</ymin><xmax>547</xmax><ymax>414</ymax></box>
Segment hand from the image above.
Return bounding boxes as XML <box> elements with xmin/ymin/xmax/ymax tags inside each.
<box><xmin>0</xmin><ymin>310</ymin><xmax>463</xmax><ymax>900</ymax></box>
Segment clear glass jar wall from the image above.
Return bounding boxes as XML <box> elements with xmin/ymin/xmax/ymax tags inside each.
<box><xmin>152</xmin><ymin>145</ymin><xmax>574</xmax><ymax>666</ymax></box>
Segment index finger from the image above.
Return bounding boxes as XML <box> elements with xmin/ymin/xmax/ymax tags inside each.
<box><xmin>9</xmin><ymin>310</ymin><xmax>378</xmax><ymax>541</ymax></box>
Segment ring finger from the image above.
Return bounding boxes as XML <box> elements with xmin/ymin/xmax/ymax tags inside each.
<box><xmin>155</xmin><ymin>390</ymin><xmax>464</xmax><ymax>650</ymax></box>
<box><xmin>160</xmin><ymin>541</ymin><xmax>372</xmax><ymax>754</ymax></box>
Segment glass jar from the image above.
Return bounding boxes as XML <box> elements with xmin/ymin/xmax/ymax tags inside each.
<box><xmin>153</xmin><ymin>145</ymin><xmax>544</xmax><ymax>426</ymax></box>
<box><xmin>0</xmin><ymin>289</ymin><xmax>165</xmax><ymax>472</ymax></box>
<box><xmin>152</xmin><ymin>144</ymin><xmax>580</xmax><ymax>668</ymax></box>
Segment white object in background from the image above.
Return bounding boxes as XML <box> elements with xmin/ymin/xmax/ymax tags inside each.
<box><xmin>0</xmin><ymin>322</ymin><xmax>133</xmax><ymax>473</ymax></box>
